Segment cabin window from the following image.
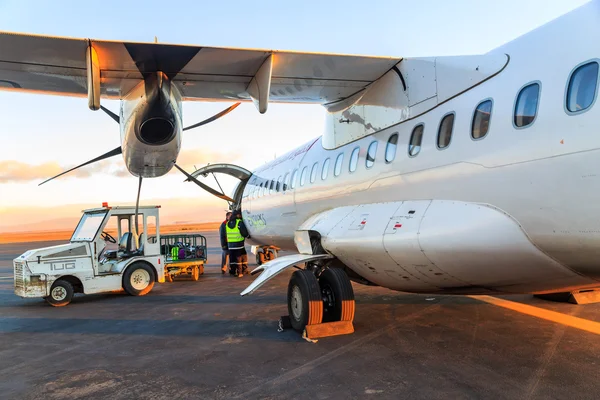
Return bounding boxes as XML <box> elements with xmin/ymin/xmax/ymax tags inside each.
<box><xmin>349</xmin><ymin>147</ymin><xmax>359</xmax><ymax>172</ymax></box>
<box><xmin>567</xmin><ymin>61</ymin><xmax>599</xmax><ymax>113</ymax></box>
<box><xmin>322</xmin><ymin>158</ymin><xmax>330</xmax><ymax>180</ymax></box>
<box><xmin>408</xmin><ymin>124</ymin><xmax>424</xmax><ymax>157</ymax></box>
<box><xmin>257</xmin><ymin>183</ymin><xmax>263</xmax><ymax>198</ymax></box>
<box><xmin>471</xmin><ymin>100</ymin><xmax>493</xmax><ymax>139</ymax></box>
<box><xmin>300</xmin><ymin>166</ymin><xmax>308</xmax><ymax>186</ymax></box>
<box><xmin>514</xmin><ymin>83</ymin><xmax>540</xmax><ymax>128</ymax></box>
<box><xmin>283</xmin><ymin>173</ymin><xmax>290</xmax><ymax>192</ymax></box>
<box><xmin>276</xmin><ymin>175</ymin><xmax>282</xmax><ymax>192</ymax></box>
<box><xmin>437</xmin><ymin>113</ymin><xmax>454</xmax><ymax>149</ymax></box>
<box><xmin>310</xmin><ymin>162</ymin><xmax>319</xmax><ymax>183</ymax></box>
<box><xmin>366</xmin><ymin>141</ymin><xmax>377</xmax><ymax>168</ymax></box>
<box><xmin>334</xmin><ymin>153</ymin><xmax>344</xmax><ymax>177</ymax></box>
<box><xmin>290</xmin><ymin>169</ymin><xmax>298</xmax><ymax>189</ymax></box>
<box><xmin>385</xmin><ymin>133</ymin><xmax>398</xmax><ymax>163</ymax></box>
<box><xmin>269</xmin><ymin>180</ymin><xmax>275</xmax><ymax>194</ymax></box>
<box><xmin>261</xmin><ymin>182</ymin><xmax>267</xmax><ymax>197</ymax></box>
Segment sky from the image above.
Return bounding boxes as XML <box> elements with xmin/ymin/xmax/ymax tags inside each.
<box><xmin>0</xmin><ymin>0</ymin><xmax>591</xmax><ymax>232</ymax></box>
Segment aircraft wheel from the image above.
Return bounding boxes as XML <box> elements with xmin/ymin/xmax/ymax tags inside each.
<box><xmin>191</xmin><ymin>266</ymin><xmax>200</xmax><ymax>281</ymax></box>
<box><xmin>287</xmin><ymin>270</ymin><xmax>323</xmax><ymax>332</ymax></box>
<box><xmin>266</xmin><ymin>248</ymin><xmax>277</xmax><ymax>261</ymax></box>
<box><xmin>123</xmin><ymin>262</ymin><xmax>155</xmax><ymax>296</ymax></box>
<box><xmin>318</xmin><ymin>268</ymin><xmax>355</xmax><ymax>323</ymax></box>
<box><xmin>44</xmin><ymin>279</ymin><xmax>74</xmax><ymax>307</ymax></box>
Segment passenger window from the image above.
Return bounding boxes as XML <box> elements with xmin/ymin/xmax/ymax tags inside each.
<box><xmin>260</xmin><ymin>182</ymin><xmax>266</xmax><ymax>197</ymax></box>
<box><xmin>283</xmin><ymin>173</ymin><xmax>290</xmax><ymax>192</ymax></box>
<box><xmin>471</xmin><ymin>100</ymin><xmax>492</xmax><ymax>139</ymax></box>
<box><xmin>276</xmin><ymin>176</ymin><xmax>282</xmax><ymax>192</ymax></box>
<box><xmin>408</xmin><ymin>125</ymin><xmax>424</xmax><ymax>157</ymax></box>
<box><xmin>385</xmin><ymin>133</ymin><xmax>398</xmax><ymax>163</ymax></box>
<box><xmin>514</xmin><ymin>83</ymin><xmax>540</xmax><ymax>128</ymax></box>
<box><xmin>567</xmin><ymin>62</ymin><xmax>598</xmax><ymax>113</ymax></box>
<box><xmin>310</xmin><ymin>162</ymin><xmax>319</xmax><ymax>183</ymax></box>
<box><xmin>366</xmin><ymin>141</ymin><xmax>377</xmax><ymax>168</ymax></box>
<box><xmin>269</xmin><ymin>180</ymin><xmax>274</xmax><ymax>194</ymax></box>
<box><xmin>437</xmin><ymin>113</ymin><xmax>454</xmax><ymax>149</ymax></box>
<box><xmin>334</xmin><ymin>153</ymin><xmax>344</xmax><ymax>177</ymax></box>
<box><xmin>290</xmin><ymin>169</ymin><xmax>298</xmax><ymax>189</ymax></box>
<box><xmin>321</xmin><ymin>158</ymin><xmax>330</xmax><ymax>180</ymax></box>
<box><xmin>300</xmin><ymin>166</ymin><xmax>308</xmax><ymax>186</ymax></box>
<box><xmin>349</xmin><ymin>147</ymin><xmax>359</xmax><ymax>172</ymax></box>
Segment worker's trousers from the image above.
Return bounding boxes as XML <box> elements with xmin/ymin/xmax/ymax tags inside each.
<box><xmin>229</xmin><ymin>248</ymin><xmax>248</xmax><ymax>275</ymax></box>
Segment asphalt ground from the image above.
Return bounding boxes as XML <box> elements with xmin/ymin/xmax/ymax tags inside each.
<box><xmin>1</xmin><ymin>232</ymin><xmax>600</xmax><ymax>399</ymax></box>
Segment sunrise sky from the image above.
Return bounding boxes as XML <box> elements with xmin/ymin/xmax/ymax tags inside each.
<box><xmin>0</xmin><ymin>0</ymin><xmax>589</xmax><ymax>232</ymax></box>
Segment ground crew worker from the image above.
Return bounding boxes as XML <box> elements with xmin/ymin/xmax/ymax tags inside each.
<box><xmin>226</xmin><ymin>209</ymin><xmax>250</xmax><ymax>277</ymax></box>
<box><xmin>219</xmin><ymin>212</ymin><xmax>232</xmax><ymax>274</ymax></box>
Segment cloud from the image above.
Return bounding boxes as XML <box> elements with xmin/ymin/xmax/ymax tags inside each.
<box><xmin>0</xmin><ymin>196</ymin><xmax>227</xmax><ymax>233</ymax></box>
<box><xmin>0</xmin><ymin>147</ymin><xmax>236</xmax><ymax>183</ymax></box>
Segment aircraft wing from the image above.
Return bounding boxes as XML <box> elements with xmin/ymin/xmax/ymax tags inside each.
<box><xmin>0</xmin><ymin>31</ymin><xmax>401</xmax><ymax>110</ymax></box>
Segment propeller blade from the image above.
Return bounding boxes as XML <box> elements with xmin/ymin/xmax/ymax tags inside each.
<box><xmin>134</xmin><ymin>176</ymin><xmax>142</xmax><ymax>243</ymax></box>
<box><xmin>101</xmin><ymin>106</ymin><xmax>120</xmax><ymax>123</ymax></box>
<box><xmin>173</xmin><ymin>163</ymin><xmax>234</xmax><ymax>203</ymax></box>
<box><xmin>38</xmin><ymin>146</ymin><xmax>122</xmax><ymax>186</ymax></box>
<box><xmin>182</xmin><ymin>102</ymin><xmax>241</xmax><ymax>132</ymax></box>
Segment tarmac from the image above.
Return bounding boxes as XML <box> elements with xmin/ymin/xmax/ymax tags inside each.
<box><xmin>1</xmin><ymin>231</ymin><xmax>600</xmax><ymax>399</ymax></box>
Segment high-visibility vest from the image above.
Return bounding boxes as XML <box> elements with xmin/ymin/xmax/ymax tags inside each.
<box><xmin>171</xmin><ymin>246</ymin><xmax>179</xmax><ymax>260</ymax></box>
<box><xmin>226</xmin><ymin>220</ymin><xmax>244</xmax><ymax>244</ymax></box>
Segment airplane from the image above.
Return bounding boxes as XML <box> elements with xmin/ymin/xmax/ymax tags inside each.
<box><xmin>1</xmin><ymin>1</ymin><xmax>599</xmax><ymax>333</ymax></box>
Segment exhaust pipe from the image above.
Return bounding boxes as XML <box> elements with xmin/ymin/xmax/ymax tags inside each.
<box><xmin>139</xmin><ymin>117</ymin><xmax>175</xmax><ymax>145</ymax></box>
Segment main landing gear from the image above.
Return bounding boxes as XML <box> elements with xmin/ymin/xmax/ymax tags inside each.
<box><xmin>285</xmin><ymin>267</ymin><xmax>355</xmax><ymax>339</ymax></box>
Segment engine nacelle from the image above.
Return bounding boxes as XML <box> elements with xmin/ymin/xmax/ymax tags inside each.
<box><xmin>120</xmin><ymin>72</ymin><xmax>183</xmax><ymax>178</ymax></box>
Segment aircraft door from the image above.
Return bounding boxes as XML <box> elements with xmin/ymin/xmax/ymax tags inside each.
<box><xmin>187</xmin><ymin>163</ymin><xmax>253</xmax><ymax>211</ymax></box>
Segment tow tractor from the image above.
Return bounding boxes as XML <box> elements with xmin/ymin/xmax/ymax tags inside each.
<box><xmin>13</xmin><ymin>203</ymin><xmax>207</xmax><ymax>306</ymax></box>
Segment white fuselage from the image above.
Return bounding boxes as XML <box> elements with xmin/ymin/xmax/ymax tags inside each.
<box><xmin>240</xmin><ymin>2</ymin><xmax>600</xmax><ymax>295</ymax></box>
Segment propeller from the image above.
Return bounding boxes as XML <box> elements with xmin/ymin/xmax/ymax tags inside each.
<box><xmin>183</xmin><ymin>102</ymin><xmax>240</xmax><ymax>131</ymax></box>
<box><xmin>134</xmin><ymin>176</ymin><xmax>142</xmax><ymax>243</ymax></box>
<box><xmin>173</xmin><ymin>164</ymin><xmax>234</xmax><ymax>203</ymax></box>
<box><xmin>38</xmin><ymin>146</ymin><xmax>122</xmax><ymax>186</ymax></box>
<box><xmin>38</xmin><ymin>102</ymin><xmax>240</xmax><ymax>185</ymax></box>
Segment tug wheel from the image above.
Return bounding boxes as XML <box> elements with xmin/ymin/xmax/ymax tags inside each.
<box><xmin>44</xmin><ymin>279</ymin><xmax>74</xmax><ymax>307</ymax></box>
<box><xmin>287</xmin><ymin>269</ymin><xmax>323</xmax><ymax>332</ymax></box>
<box><xmin>123</xmin><ymin>262</ymin><xmax>155</xmax><ymax>296</ymax></box>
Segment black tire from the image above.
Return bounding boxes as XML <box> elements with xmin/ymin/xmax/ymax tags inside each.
<box><xmin>266</xmin><ymin>249</ymin><xmax>276</xmax><ymax>261</ymax></box>
<box><xmin>123</xmin><ymin>262</ymin><xmax>155</xmax><ymax>296</ymax></box>
<box><xmin>256</xmin><ymin>251</ymin><xmax>265</xmax><ymax>266</ymax></box>
<box><xmin>44</xmin><ymin>279</ymin><xmax>74</xmax><ymax>307</ymax></box>
<box><xmin>318</xmin><ymin>268</ymin><xmax>355</xmax><ymax>323</ymax></box>
<box><xmin>287</xmin><ymin>269</ymin><xmax>323</xmax><ymax>332</ymax></box>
